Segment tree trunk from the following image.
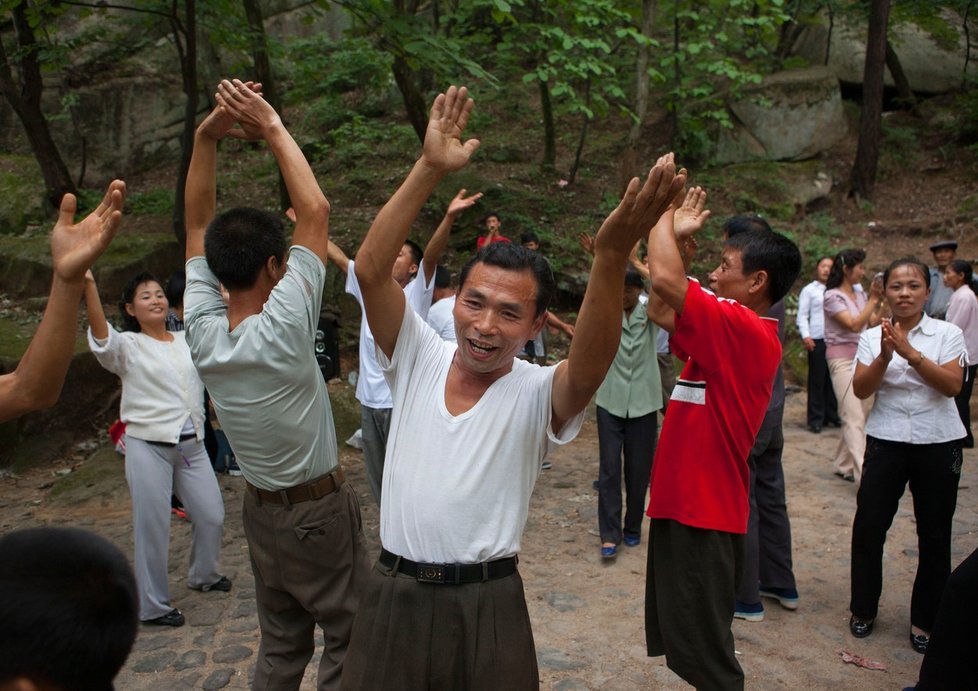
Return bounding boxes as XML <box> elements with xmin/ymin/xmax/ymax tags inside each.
<box><xmin>241</xmin><ymin>0</ymin><xmax>289</xmax><ymax>211</ymax></box>
<box><xmin>621</xmin><ymin>0</ymin><xmax>656</xmax><ymax>191</ymax></box>
<box><xmin>668</xmin><ymin>6</ymin><xmax>681</xmax><ymax>149</ymax></box>
<box><xmin>391</xmin><ymin>54</ymin><xmax>428</xmax><ymax>143</ymax></box>
<box><xmin>885</xmin><ymin>39</ymin><xmax>915</xmax><ymax>108</ymax></box>
<box><xmin>0</xmin><ymin>2</ymin><xmax>77</xmax><ymax>208</ymax></box>
<box><xmin>850</xmin><ymin>0</ymin><xmax>891</xmax><ymax>199</ymax></box>
<box><xmin>539</xmin><ymin>79</ymin><xmax>556</xmax><ymax>170</ymax></box>
<box><xmin>172</xmin><ymin>0</ymin><xmax>198</xmax><ymax>247</ymax></box>
<box><xmin>568</xmin><ymin>79</ymin><xmax>592</xmax><ymax>186</ymax></box>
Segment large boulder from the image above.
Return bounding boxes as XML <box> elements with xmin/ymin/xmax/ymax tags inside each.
<box><xmin>714</xmin><ymin>66</ymin><xmax>847</xmax><ymax>164</ymax></box>
<box><xmin>792</xmin><ymin>10</ymin><xmax>977</xmax><ymax>93</ymax></box>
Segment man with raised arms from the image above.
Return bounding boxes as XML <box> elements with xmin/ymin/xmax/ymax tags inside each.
<box><xmin>341</xmin><ymin>85</ymin><xmax>684</xmax><ymax>689</ymax></box>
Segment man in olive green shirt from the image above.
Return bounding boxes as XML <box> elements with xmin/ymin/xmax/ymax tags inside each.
<box><xmin>596</xmin><ymin>268</ymin><xmax>662</xmax><ymax>558</ymax></box>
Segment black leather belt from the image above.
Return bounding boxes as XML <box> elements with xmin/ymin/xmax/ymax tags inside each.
<box><xmin>146</xmin><ymin>433</ymin><xmax>198</xmax><ymax>448</ymax></box>
<box><xmin>379</xmin><ymin>548</ymin><xmax>518</xmax><ymax>585</ymax></box>
<box><xmin>246</xmin><ymin>467</ymin><xmax>345</xmax><ymax>506</ymax></box>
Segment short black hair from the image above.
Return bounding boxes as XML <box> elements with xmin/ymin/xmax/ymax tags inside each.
<box><xmin>164</xmin><ymin>269</ymin><xmax>186</xmax><ymax>309</ymax></box>
<box><xmin>723</xmin><ymin>214</ymin><xmax>772</xmax><ymax>237</ymax></box>
<box><xmin>404</xmin><ymin>239</ymin><xmax>424</xmax><ymax>270</ymax></box>
<box><xmin>882</xmin><ymin>256</ymin><xmax>930</xmax><ymax>289</ymax></box>
<box><xmin>520</xmin><ymin>231</ymin><xmax>540</xmax><ymax>246</ymax></box>
<box><xmin>624</xmin><ymin>267</ymin><xmax>646</xmax><ymax>290</ymax></box>
<box><xmin>724</xmin><ymin>229</ymin><xmax>801</xmax><ymax>304</ymax></box>
<box><xmin>948</xmin><ymin>259</ymin><xmax>976</xmax><ymax>294</ymax></box>
<box><xmin>826</xmin><ymin>248</ymin><xmax>866</xmax><ymax>290</ymax></box>
<box><xmin>0</xmin><ymin>527</ymin><xmax>138</xmax><ymax>691</ymax></box>
<box><xmin>434</xmin><ymin>264</ymin><xmax>453</xmax><ymax>289</ymax></box>
<box><xmin>119</xmin><ymin>271</ymin><xmax>163</xmax><ymax>333</ymax></box>
<box><xmin>483</xmin><ymin>211</ymin><xmax>500</xmax><ymax>223</ymax></box>
<box><xmin>458</xmin><ymin>242</ymin><xmax>555</xmax><ymax>318</ymax></box>
<box><xmin>205</xmin><ymin>207</ymin><xmax>288</xmax><ymax>290</ymax></box>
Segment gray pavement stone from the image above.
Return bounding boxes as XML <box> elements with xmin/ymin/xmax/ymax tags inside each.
<box><xmin>173</xmin><ymin>673</ymin><xmax>203</xmax><ymax>690</ymax></box>
<box><xmin>554</xmin><ymin>679</ymin><xmax>589</xmax><ymax>690</ymax></box>
<box><xmin>538</xmin><ymin>648</ymin><xmax>586</xmax><ymax>671</ymax></box>
<box><xmin>233</xmin><ymin>601</ymin><xmax>257</xmax><ymax>618</ymax></box>
<box><xmin>213</xmin><ymin>644</ymin><xmax>253</xmax><ymax>663</ymax></box>
<box><xmin>227</xmin><ymin>619</ymin><xmax>259</xmax><ymax>633</ymax></box>
<box><xmin>235</xmin><ymin>588</ymin><xmax>256</xmax><ymax>600</ymax></box>
<box><xmin>188</xmin><ymin>601</ymin><xmax>225</xmax><ymax>626</ymax></box>
<box><xmin>131</xmin><ymin>650</ymin><xmax>177</xmax><ymax>673</ymax></box>
<box><xmin>202</xmin><ymin>668</ymin><xmax>236</xmax><ymax>689</ymax></box>
<box><xmin>194</xmin><ymin>630</ymin><xmax>216</xmax><ymax>647</ymax></box>
<box><xmin>545</xmin><ymin>591</ymin><xmax>586</xmax><ymax>612</ymax></box>
<box><xmin>132</xmin><ymin>634</ymin><xmax>170</xmax><ymax>652</ymax></box>
<box><xmin>174</xmin><ymin>650</ymin><xmax>206</xmax><ymax>670</ymax></box>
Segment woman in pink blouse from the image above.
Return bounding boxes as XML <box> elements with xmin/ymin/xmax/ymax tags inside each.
<box><xmin>944</xmin><ymin>259</ymin><xmax>978</xmax><ymax>448</ymax></box>
<box><xmin>822</xmin><ymin>249</ymin><xmax>883</xmax><ymax>483</ymax></box>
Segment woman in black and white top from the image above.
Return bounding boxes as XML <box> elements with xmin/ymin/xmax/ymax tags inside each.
<box><xmin>848</xmin><ymin>258</ymin><xmax>966</xmax><ymax>655</ymax></box>
<box><xmin>85</xmin><ymin>270</ymin><xmax>228</xmax><ymax>627</ymax></box>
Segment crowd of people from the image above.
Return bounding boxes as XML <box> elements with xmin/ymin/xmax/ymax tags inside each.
<box><xmin>0</xmin><ymin>80</ymin><xmax>975</xmax><ymax>691</ymax></box>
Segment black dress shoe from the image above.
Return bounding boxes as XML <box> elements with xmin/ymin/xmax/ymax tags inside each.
<box><xmin>910</xmin><ymin>631</ymin><xmax>929</xmax><ymax>654</ymax></box>
<box><xmin>808</xmin><ymin>423</ymin><xmax>822</xmax><ymax>433</ymax></box>
<box><xmin>849</xmin><ymin>615</ymin><xmax>874</xmax><ymax>638</ymax></box>
<box><xmin>144</xmin><ymin>608</ymin><xmax>185</xmax><ymax>627</ymax></box>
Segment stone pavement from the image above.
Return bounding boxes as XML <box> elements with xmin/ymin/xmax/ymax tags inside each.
<box><xmin>1</xmin><ymin>389</ymin><xmax>976</xmax><ymax>689</ymax></box>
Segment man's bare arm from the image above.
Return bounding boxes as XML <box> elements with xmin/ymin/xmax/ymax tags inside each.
<box><xmin>217</xmin><ymin>79</ymin><xmax>330</xmax><ymax>261</ymax></box>
<box><xmin>551</xmin><ymin>156</ymin><xmax>685</xmax><ymax>433</ymax></box>
<box><xmin>0</xmin><ymin>181</ymin><xmax>125</xmax><ymax>422</ymax></box>
<box><xmin>355</xmin><ymin>86</ymin><xmax>480</xmax><ymax>359</ymax></box>
<box><xmin>421</xmin><ymin>188</ymin><xmax>482</xmax><ymax>282</ymax></box>
<box><xmin>648</xmin><ymin>182</ymin><xmax>708</xmax><ymax>316</ymax></box>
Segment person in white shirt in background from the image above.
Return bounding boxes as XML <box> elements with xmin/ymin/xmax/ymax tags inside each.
<box><xmin>797</xmin><ymin>256</ymin><xmax>842</xmax><ymax>433</ymax></box>
<box><xmin>849</xmin><ymin>257</ymin><xmax>966</xmax><ymax>655</ymax></box>
<box><xmin>326</xmin><ymin>189</ymin><xmax>481</xmax><ymax>505</ymax></box>
<box><xmin>426</xmin><ymin>265</ymin><xmax>457</xmax><ymax>342</ymax></box>
<box><xmin>85</xmin><ymin>270</ymin><xmax>227</xmax><ymax>628</ymax></box>
<box><xmin>943</xmin><ymin>258</ymin><xmax>978</xmax><ymax>448</ymax></box>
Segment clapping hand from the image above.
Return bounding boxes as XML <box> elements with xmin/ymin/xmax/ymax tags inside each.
<box><xmin>51</xmin><ymin>180</ymin><xmax>126</xmax><ymax>282</ymax></box>
<box><xmin>215</xmin><ymin>79</ymin><xmax>277</xmax><ymax>140</ymax></box>
<box><xmin>198</xmin><ymin>81</ymin><xmax>263</xmax><ymax>141</ymax></box>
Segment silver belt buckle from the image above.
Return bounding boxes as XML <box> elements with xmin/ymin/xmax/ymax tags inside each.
<box><xmin>416</xmin><ymin>563</ymin><xmax>446</xmax><ymax>583</ymax></box>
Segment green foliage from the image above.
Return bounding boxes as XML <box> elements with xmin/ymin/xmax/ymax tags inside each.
<box><xmin>127</xmin><ymin>188</ymin><xmax>175</xmax><ymax>216</ymax></box>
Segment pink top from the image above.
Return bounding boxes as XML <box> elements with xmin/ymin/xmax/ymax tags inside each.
<box><xmin>823</xmin><ymin>287</ymin><xmax>867</xmax><ymax>360</ymax></box>
<box><xmin>946</xmin><ymin>285</ymin><xmax>978</xmax><ymax>364</ymax></box>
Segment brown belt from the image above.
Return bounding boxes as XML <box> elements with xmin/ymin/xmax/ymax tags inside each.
<box><xmin>246</xmin><ymin>467</ymin><xmax>345</xmax><ymax>506</ymax></box>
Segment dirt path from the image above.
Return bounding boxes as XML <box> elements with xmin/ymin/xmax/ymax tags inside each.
<box><xmin>1</xmin><ymin>390</ymin><xmax>975</xmax><ymax>689</ymax></box>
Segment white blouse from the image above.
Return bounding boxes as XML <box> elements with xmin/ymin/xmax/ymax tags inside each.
<box><xmin>857</xmin><ymin>314</ymin><xmax>966</xmax><ymax>444</ymax></box>
<box><xmin>88</xmin><ymin>325</ymin><xmax>204</xmax><ymax>444</ymax></box>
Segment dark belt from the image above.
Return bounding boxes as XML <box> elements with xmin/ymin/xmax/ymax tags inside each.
<box><xmin>246</xmin><ymin>467</ymin><xmax>345</xmax><ymax>506</ymax></box>
<box><xmin>146</xmin><ymin>433</ymin><xmax>198</xmax><ymax>448</ymax></box>
<box><xmin>379</xmin><ymin>548</ymin><xmax>518</xmax><ymax>585</ymax></box>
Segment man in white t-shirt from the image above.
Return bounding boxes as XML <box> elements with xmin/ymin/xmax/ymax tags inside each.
<box><xmin>182</xmin><ymin>80</ymin><xmax>370</xmax><ymax>690</ymax></box>
<box><xmin>425</xmin><ymin>265</ymin><xmax>457</xmax><ymax>342</ymax></box>
<box><xmin>339</xmin><ymin>85</ymin><xmax>685</xmax><ymax>689</ymax></box>
<box><xmin>324</xmin><ymin>189</ymin><xmax>480</xmax><ymax>504</ymax></box>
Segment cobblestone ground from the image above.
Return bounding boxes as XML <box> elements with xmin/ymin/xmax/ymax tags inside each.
<box><xmin>0</xmin><ymin>390</ymin><xmax>975</xmax><ymax>689</ymax></box>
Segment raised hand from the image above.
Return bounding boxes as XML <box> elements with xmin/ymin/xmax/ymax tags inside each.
<box><xmin>198</xmin><ymin>81</ymin><xmax>263</xmax><ymax>141</ymax></box>
<box><xmin>673</xmin><ymin>186</ymin><xmax>711</xmax><ymax>239</ymax></box>
<box><xmin>593</xmin><ymin>152</ymin><xmax>687</xmax><ymax>257</ymax></box>
<box><xmin>51</xmin><ymin>180</ymin><xmax>126</xmax><ymax>282</ymax></box>
<box><xmin>577</xmin><ymin>232</ymin><xmax>595</xmax><ymax>257</ymax></box>
<box><xmin>446</xmin><ymin>188</ymin><xmax>483</xmax><ymax>217</ymax></box>
<box><xmin>421</xmin><ymin>85</ymin><xmax>481</xmax><ymax>174</ymax></box>
<box><xmin>215</xmin><ymin>79</ymin><xmax>278</xmax><ymax>139</ymax></box>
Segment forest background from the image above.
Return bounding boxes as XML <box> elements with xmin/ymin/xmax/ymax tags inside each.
<box><xmin>0</xmin><ymin>0</ymin><xmax>976</xmax><ymax>467</ymax></box>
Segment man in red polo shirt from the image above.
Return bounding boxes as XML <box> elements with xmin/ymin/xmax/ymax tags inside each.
<box><xmin>644</xmin><ymin>183</ymin><xmax>801</xmax><ymax>689</ymax></box>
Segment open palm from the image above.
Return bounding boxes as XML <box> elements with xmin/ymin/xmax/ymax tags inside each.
<box><xmin>422</xmin><ymin>86</ymin><xmax>481</xmax><ymax>173</ymax></box>
<box><xmin>51</xmin><ymin>180</ymin><xmax>126</xmax><ymax>281</ymax></box>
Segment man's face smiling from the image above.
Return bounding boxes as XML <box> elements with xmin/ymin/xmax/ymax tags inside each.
<box><xmin>708</xmin><ymin>247</ymin><xmax>755</xmax><ymax>303</ymax></box>
<box><xmin>933</xmin><ymin>247</ymin><xmax>955</xmax><ymax>271</ymax></box>
<box><xmin>391</xmin><ymin>243</ymin><xmax>418</xmax><ymax>287</ymax></box>
<box><xmin>453</xmin><ymin>263</ymin><xmax>545</xmax><ymax>378</ymax></box>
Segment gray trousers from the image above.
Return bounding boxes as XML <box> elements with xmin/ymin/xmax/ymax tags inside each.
<box><xmin>596</xmin><ymin>407</ymin><xmax>657</xmax><ymax>544</ymax></box>
<box><xmin>360</xmin><ymin>406</ymin><xmax>391</xmax><ymax>506</ymax></box>
<box><xmin>124</xmin><ymin>435</ymin><xmax>225</xmax><ymax>620</ymax></box>
<box><xmin>243</xmin><ymin>482</ymin><xmax>371</xmax><ymax>691</ymax></box>
<box><xmin>736</xmin><ymin>406</ymin><xmax>797</xmax><ymax>604</ymax></box>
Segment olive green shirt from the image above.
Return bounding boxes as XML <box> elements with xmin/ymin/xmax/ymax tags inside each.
<box><xmin>595</xmin><ymin>299</ymin><xmax>663</xmax><ymax>418</ymax></box>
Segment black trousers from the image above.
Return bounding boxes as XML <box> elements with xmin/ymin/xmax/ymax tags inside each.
<box><xmin>915</xmin><ymin>546</ymin><xmax>978</xmax><ymax>690</ymax></box>
<box><xmin>806</xmin><ymin>338</ymin><xmax>840</xmax><ymax>427</ymax></box>
<box><xmin>736</xmin><ymin>406</ymin><xmax>796</xmax><ymax>603</ymax></box>
<box><xmin>849</xmin><ymin>436</ymin><xmax>962</xmax><ymax>631</ymax></box>
<box><xmin>954</xmin><ymin>364</ymin><xmax>976</xmax><ymax>447</ymax></box>
<box><xmin>596</xmin><ymin>407</ymin><xmax>657</xmax><ymax>544</ymax></box>
<box><xmin>646</xmin><ymin>519</ymin><xmax>745</xmax><ymax>691</ymax></box>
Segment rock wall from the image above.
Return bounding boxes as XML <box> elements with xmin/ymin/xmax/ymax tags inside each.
<box><xmin>792</xmin><ymin>9</ymin><xmax>977</xmax><ymax>93</ymax></box>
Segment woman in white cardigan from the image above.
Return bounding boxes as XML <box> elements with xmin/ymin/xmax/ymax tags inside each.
<box><xmin>944</xmin><ymin>259</ymin><xmax>978</xmax><ymax>448</ymax></box>
<box><xmin>85</xmin><ymin>270</ymin><xmax>228</xmax><ymax>627</ymax></box>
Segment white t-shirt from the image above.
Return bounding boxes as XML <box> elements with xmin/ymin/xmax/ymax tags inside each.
<box><xmin>346</xmin><ymin>259</ymin><xmax>434</xmax><ymax>408</ymax></box>
<box><xmin>88</xmin><ymin>326</ymin><xmax>204</xmax><ymax>444</ymax></box>
<box><xmin>184</xmin><ymin>246</ymin><xmax>338</xmax><ymax>491</ymax></box>
<box><xmin>857</xmin><ymin>314</ymin><xmax>966</xmax><ymax>444</ymax></box>
<box><xmin>426</xmin><ymin>294</ymin><xmax>457</xmax><ymax>342</ymax></box>
<box><xmin>378</xmin><ymin>308</ymin><xmax>583</xmax><ymax>563</ymax></box>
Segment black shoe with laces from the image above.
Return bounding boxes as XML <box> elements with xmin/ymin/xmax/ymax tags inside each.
<box><xmin>144</xmin><ymin>608</ymin><xmax>185</xmax><ymax>627</ymax></box>
<box><xmin>199</xmin><ymin>576</ymin><xmax>232</xmax><ymax>593</ymax></box>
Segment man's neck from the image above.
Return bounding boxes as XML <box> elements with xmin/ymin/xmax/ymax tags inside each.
<box><xmin>227</xmin><ymin>287</ymin><xmax>271</xmax><ymax>331</ymax></box>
